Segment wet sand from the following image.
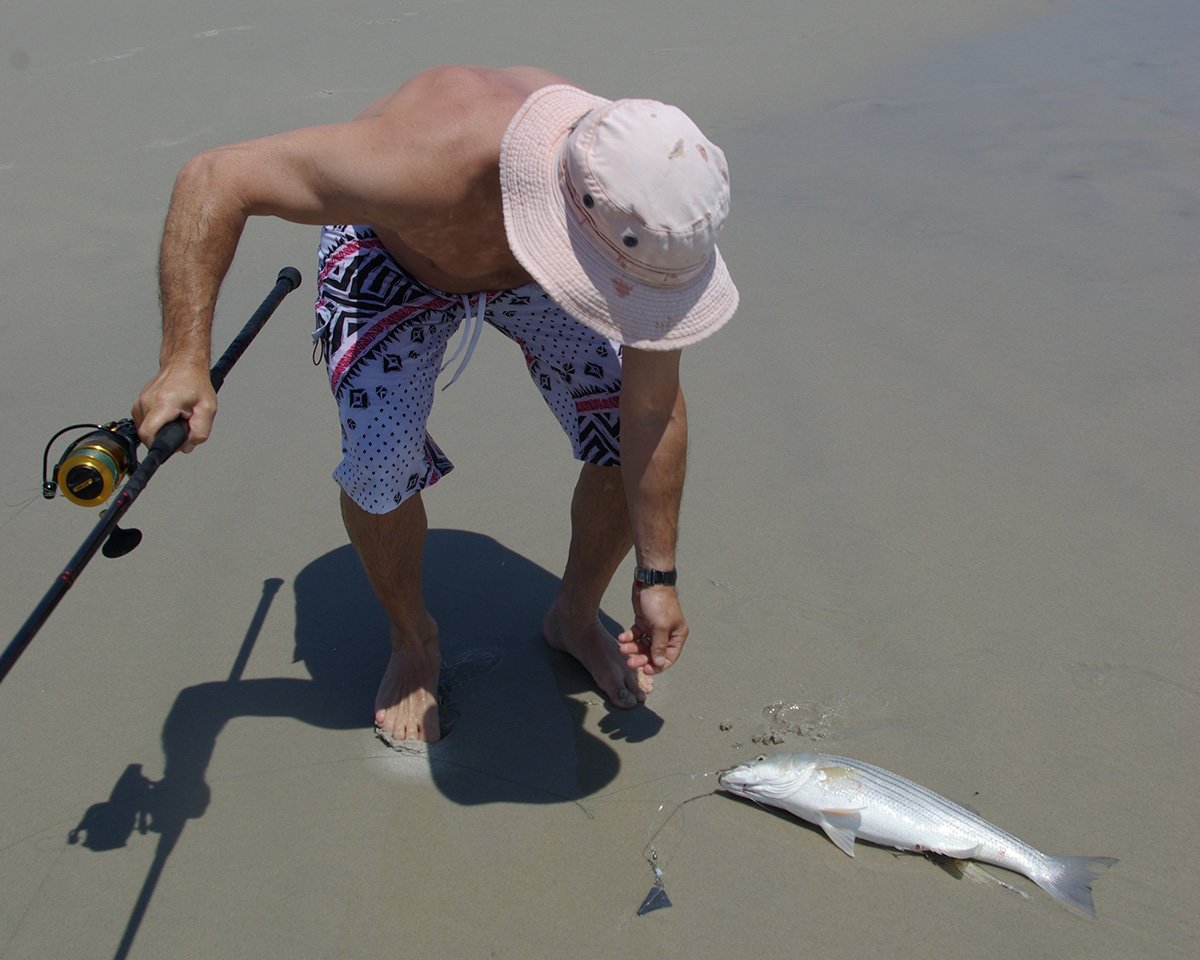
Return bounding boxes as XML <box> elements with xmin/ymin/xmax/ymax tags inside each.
<box><xmin>1</xmin><ymin>1</ymin><xmax>1196</xmax><ymax>957</ymax></box>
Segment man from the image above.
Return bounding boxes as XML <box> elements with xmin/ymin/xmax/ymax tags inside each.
<box><xmin>133</xmin><ymin>65</ymin><xmax>738</xmax><ymax>744</ymax></box>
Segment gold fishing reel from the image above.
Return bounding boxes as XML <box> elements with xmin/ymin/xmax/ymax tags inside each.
<box><xmin>44</xmin><ymin>419</ymin><xmax>141</xmax><ymax>508</ymax></box>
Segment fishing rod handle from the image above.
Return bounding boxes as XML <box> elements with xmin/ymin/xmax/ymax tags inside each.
<box><xmin>148</xmin><ymin>267</ymin><xmax>302</xmax><ymax>461</ymax></box>
<box><xmin>210</xmin><ymin>267</ymin><xmax>302</xmax><ymax>391</ymax></box>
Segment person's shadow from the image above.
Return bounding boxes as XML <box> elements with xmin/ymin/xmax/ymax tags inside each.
<box><xmin>296</xmin><ymin>529</ymin><xmax>664</xmax><ymax>801</ymax></box>
<box><xmin>68</xmin><ymin>529</ymin><xmax>664</xmax><ymax>959</ymax></box>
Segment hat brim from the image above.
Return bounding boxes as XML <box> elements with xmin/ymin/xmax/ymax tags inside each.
<box><xmin>500</xmin><ymin>85</ymin><xmax>738</xmax><ymax>350</ymax></box>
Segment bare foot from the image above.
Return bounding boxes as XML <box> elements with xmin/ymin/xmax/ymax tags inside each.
<box><xmin>543</xmin><ymin>607</ymin><xmax>652</xmax><ymax>708</ymax></box>
<box><xmin>374</xmin><ymin>621</ymin><xmax>441</xmax><ymax>744</ymax></box>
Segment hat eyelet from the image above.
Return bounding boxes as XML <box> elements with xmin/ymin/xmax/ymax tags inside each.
<box><xmin>582</xmin><ymin>194</ymin><xmax>595</xmax><ymax>209</ymax></box>
<box><xmin>622</xmin><ymin>233</ymin><xmax>639</xmax><ymax>248</ymax></box>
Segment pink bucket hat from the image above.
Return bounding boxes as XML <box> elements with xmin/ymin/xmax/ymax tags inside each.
<box><xmin>500</xmin><ymin>84</ymin><xmax>738</xmax><ymax>349</ymax></box>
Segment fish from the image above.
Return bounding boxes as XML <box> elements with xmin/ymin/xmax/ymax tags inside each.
<box><xmin>718</xmin><ymin>752</ymin><xmax>1117</xmax><ymax>918</ymax></box>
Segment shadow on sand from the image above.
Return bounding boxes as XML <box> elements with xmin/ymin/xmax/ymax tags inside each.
<box><xmin>67</xmin><ymin>529</ymin><xmax>662</xmax><ymax>959</ymax></box>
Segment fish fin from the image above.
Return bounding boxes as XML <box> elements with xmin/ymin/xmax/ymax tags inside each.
<box><xmin>956</xmin><ymin>861</ymin><xmax>1032</xmax><ymax>900</ymax></box>
<box><xmin>818</xmin><ymin>813</ymin><xmax>861</xmax><ymax>857</ymax></box>
<box><xmin>938</xmin><ymin>857</ymin><xmax>969</xmax><ymax>879</ymax></box>
<box><xmin>1032</xmin><ymin>855</ymin><xmax>1118</xmax><ymax>919</ymax></box>
<box><xmin>931</xmin><ymin>843</ymin><xmax>980</xmax><ymax>860</ymax></box>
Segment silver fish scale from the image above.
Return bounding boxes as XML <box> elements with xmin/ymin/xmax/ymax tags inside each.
<box><xmin>815</xmin><ymin>753</ymin><xmax>1045</xmax><ymax>871</ymax></box>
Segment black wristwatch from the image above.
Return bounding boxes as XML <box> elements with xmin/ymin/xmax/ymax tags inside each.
<box><xmin>633</xmin><ymin>566</ymin><xmax>677</xmax><ymax>587</ymax></box>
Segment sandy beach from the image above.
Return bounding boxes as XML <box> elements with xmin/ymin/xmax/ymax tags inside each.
<box><xmin>1</xmin><ymin>1</ymin><xmax>1197</xmax><ymax>957</ymax></box>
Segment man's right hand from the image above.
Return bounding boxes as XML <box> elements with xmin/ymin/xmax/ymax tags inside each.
<box><xmin>131</xmin><ymin>361</ymin><xmax>217</xmax><ymax>452</ymax></box>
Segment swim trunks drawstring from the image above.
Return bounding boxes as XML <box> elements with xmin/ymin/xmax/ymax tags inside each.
<box><xmin>439</xmin><ymin>293</ymin><xmax>487</xmax><ymax>389</ymax></box>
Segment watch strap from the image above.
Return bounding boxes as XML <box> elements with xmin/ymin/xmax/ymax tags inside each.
<box><xmin>633</xmin><ymin>566</ymin><xmax>677</xmax><ymax>587</ymax></box>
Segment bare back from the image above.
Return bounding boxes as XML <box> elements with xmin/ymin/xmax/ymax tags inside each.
<box><xmin>199</xmin><ymin>66</ymin><xmax>575</xmax><ymax>294</ymax></box>
<box><xmin>346</xmin><ymin>66</ymin><xmax>573</xmax><ymax>292</ymax></box>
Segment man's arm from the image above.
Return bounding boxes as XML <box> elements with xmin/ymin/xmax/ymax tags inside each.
<box><xmin>616</xmin><ymin>347</ymin><xmax>689</xmax><ymax>674</ymax></box>
<box><xmin>132</xmin><ymin>119</ymin><xmax>424</xmax><ymax>449</ymax></box>
<box><xmin>132</xmin><ymin>148</ymin><xmax>249</xmax><ymax>450</ymax></box>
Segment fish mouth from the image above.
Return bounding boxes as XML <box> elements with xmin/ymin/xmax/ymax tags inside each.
<box><xmin>716</xmin><ymin>767</ymin><xmax>752</xmax><ymax>793</ymax></box>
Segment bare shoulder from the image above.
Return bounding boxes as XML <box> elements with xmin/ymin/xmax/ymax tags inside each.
<box><xmin>362</xmin><ymin>65</ymin><xmax>579</xmax><ymax>139</ymax></box>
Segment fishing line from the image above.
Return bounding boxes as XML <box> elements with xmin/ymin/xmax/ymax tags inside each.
<box><xmin>640</xmin><ymin>770</ymin><xmax>720</xmax><ymax>871</ymax></box>
<box><xmin>0</xmin><ymin>493</ymin><xmax>41</xmax><ymax>532</ymax></box>
<box><xmin>572</xmin><ymin>767</ymin><xmax>723</xmax><ymax>862</ymax></box>
<box><xmin>633</xmin><ymin>769</ymin><xmax>722</xmax><ymax>915</ymax></box>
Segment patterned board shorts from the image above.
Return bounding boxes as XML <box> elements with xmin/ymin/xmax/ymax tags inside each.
<box><xmin>314</xmin><ymin>224</ymin><xmax>624</xmax><ymax>514</ymax></box>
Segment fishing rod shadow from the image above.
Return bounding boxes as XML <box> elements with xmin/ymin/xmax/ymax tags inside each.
<box><xmin>65</xmin><ymin>552</ymin><xmax>385</xmax><ymax>865</ymax></box>
<box><xmin>69</xmin><ymin>562</ymin><xmax>394</xmax><ymax>960</ymax></box>
<box><xmin>67</xmin><ymin>577</ymin><xmax>287</xmax><ymax>960</ymax></box>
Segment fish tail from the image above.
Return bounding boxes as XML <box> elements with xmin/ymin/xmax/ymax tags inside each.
<box><xmin>1033</xmin><ymin>855</ymin><xmax>1118</xmax><ymax>919</ymax></box>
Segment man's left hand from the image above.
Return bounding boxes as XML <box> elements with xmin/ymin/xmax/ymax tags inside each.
<box><xmin>618</xmin><ymin>585</ymin><xmax>688</xmax><ymax>674</ymax></box>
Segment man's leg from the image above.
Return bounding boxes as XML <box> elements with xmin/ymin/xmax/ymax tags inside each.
<box><xmin>543</xmin><ymin>462</ymin><xmax>650</xmax><ymax>706</ymax></box>
<box><xmin>340</xmin><ymin>489</ymin><xmax>442</xmax><ymax>743</ymax></box>
<box><xmin>480</xmin><ymin>285</ymin><xmax>640</xmax><ymax>704</ymax></box>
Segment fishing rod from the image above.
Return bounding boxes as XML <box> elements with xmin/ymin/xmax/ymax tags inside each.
<box><xmin>1</xmin><ymin>267</ymin><xmax>302</xmax><ymax>686</ymax></box>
